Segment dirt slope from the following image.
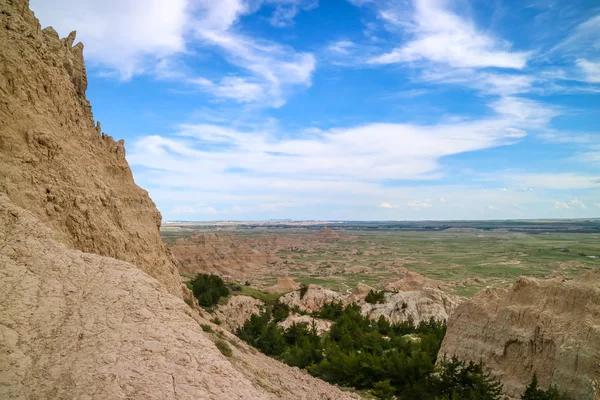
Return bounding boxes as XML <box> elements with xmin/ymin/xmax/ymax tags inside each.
<box><xmin>439</xmin><ymin>274</ymin><xmax>600</xmax><ymax>400</ymax></box>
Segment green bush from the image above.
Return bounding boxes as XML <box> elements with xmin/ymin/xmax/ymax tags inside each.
<box><xmin>201</xmin><ymin>324</ymin><xmax>213</xmax><ymax>333</ymax></box>
<box><xmin>191</xmin><ymin>274</ymin><xmax>229</xmax><ymax>307</ymax></box>
<box><xmin>365</xmin><ymin>290</ymin><xmax>385</xmax><ymax>304</ymax></box>
<box><xmin>521</xmin><ymin>375</ymin><xmax>569</xmax><ymax>400</ymax></box>
<box><xmin>215</xmin><ymin>339</ymin><xmax>233</xmax><ymax>357</ymax></box>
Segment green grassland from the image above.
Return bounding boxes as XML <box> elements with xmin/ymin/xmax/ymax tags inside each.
<box><xmin>164</xmin><ymin>221</ymin><xmax>600</xmax><ymax>298</ymax></box>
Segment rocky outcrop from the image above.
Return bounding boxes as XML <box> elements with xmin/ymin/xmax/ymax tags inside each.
<box><xmin>439</xmin><ymin>274</ymin><xmax>600</xmax><ymax>400</ymax></box>
<box><xmin>280</xmin><ymin>285</ymin><xmax>345</xmax><ymax>312</ymax></box>
<box><xmin>212</xmin><ymin>295</ymin><xmax>265</xmax><ymax>332</ymax></box>
<box><xmin>266</xmin><ymin>277</ymin><xmax>301</xmax><ymax>293</ymax></box>
<box><xmin>0</xmin><ymin>194</ymin><xmax>360</xmax><ymax>400</ymax></box>
<box><xmin>361</xmin><ymin>288</ymin><xmax>461</xmax><ymax>324</ymax></box>
<box><xmin>345</xmin><ymin>283</ymin><xmax>375</xmax><ymax>304</ymax></box>
<box><xmin>278</xmin><ymin>314</ymin><xmax>333</xmax><ymax>335</ymax></box>
<box><xmin>169</xmin><ymin>233</ymin><xmax>279</xmax><ymax>278</ymax></box>
<box><xmin>0</xmin><ymin>2</ymin><xmax>361</xmax><ymax>399</ymax></box>
<box><xmin>382</xmin><ymin>270</ymin><xmax>447</xmax><ymax>292</ymax></box>
<box><xmin>0</xmin><ymin>0</ymin><xmax>180</xmax><ymax>296</ymax></box>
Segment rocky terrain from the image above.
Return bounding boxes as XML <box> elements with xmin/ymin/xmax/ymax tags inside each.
<box><xmin>280</xmin><ymin>285</ymin><xmax>345</xmax><ymax>312</ymax></box>
<box><xmin>168</xmin><ymin>228</ymin><xmax>352</xmax><ymax>280</ymax></box>
<box><xmin>440</xmin><ymin>273</ymin><xmax>600</xmax><ymax>400</ymax></box>
<box><xmin>0</xmin><ymin>2</ymin><xmax>360</xmax><ymax>399</ymax></box>
<box><xmin>212</xmin><ymin>295</ymin><xmax>265</xmax><ymax>332</ymax></box>
<box><xmin>170</xmin><ymin>232</ymin><xmax>280</xmax><ymax>278</ymax></box>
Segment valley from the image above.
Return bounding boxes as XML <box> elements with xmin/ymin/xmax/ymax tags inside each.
<box><xmin>163</xmin><ymin>221</ymin><xmax>600</xmax><ymax>298</ymax></box>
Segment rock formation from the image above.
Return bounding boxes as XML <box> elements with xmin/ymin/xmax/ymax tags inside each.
<box><xmin>169</xmin><ymin>233</ymin><xmax>279</xmax><ymax>278</ymax></box>
<box><xmin>361</xmin><ymin>288</ymin><xmax>461</xmax><ymax>324</ymax></box>
<box><xmin>439</xmin><ymin>274</ymin><xmax>600</xmax><ymax>400</ymax></box>
<box><xmin>278</xmin><ymin>314</ymin><xmax>333</xmax><ymax>335</ymax></box>
<box><xmin>280</xmin><ymin>284</ymin><xmax>345</xmax><ymax>312</ymax></box>
<box><xmin>0</xmin><ymin>1</ymin><xmax>180</xmax><ymax>296</ymax></box>
<box><xmin>267</xmin><ymin>277</ymin><xmax>301</xmax><ymax>293</ymax></box>
<box><xmin>0</xmin><ymin>2</ymin><xmax>360</xmax><ymax>399</ymax></box>
<box><xmin>212</xmin><ymin>295</ymin><xmax>265</xmax><ymax>332</ymax></box>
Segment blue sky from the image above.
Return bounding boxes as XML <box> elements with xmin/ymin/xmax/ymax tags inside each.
<box><xmin>31</xmin><ymin>0</ymin><xmax>600</xmax><ymax>221</ymax></box>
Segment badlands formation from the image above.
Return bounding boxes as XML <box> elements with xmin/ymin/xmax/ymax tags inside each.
<box><xmin>0</xmin><ymin>2</ymin><xmax>359</xmax><ymax>399</ymax></box>
<box><xmin>1</xmin><ymin>1</ymin><xmax>599</xmax><ymax>399</ymax></box>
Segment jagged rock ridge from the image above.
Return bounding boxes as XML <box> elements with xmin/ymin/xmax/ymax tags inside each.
<box><xmin>0</xmin><ymin>0</ymin><xmax>181</xmax><ymax>296</ymax></box>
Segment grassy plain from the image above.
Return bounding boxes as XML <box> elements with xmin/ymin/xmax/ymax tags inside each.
<box><xmin>163</xmin><ymin>221</ymin><xmax>600</xmax><ymax>297</ymax></box>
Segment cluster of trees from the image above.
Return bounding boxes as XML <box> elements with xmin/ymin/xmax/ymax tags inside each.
<box><xmin>190</xmin><ymin>274</ymin><xmax>229</xmax><ymax>307</ymax></box>
<box><xmin>365</xmin><ymin>289</ymin><xmax>386</xmax><ymax>304</ymax></box>
<box><xmin>521</xmin><ymin>375</ymin><xmax>570</xmax><ymax>400</ymax></box>
<box><xmin>237</xmin><ymin>302</ymin><xmax>506</xmax><ymax>399</ymax></box>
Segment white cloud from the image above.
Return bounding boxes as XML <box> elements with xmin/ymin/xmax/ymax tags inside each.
<box><xmin>173</xmin><ymin>205</ymin><xmax>196</xmax><ymax>214</ymax></box>
<box><xmin>439</xmin><ymin>197</ymin><xmax>446</xmax><ymax>203</ymax></box>
<box><xmin>328</xmin><ymin>40</ymin><xmax>356</xmax><ymax>55</ymax></box>
<box><xmin>507</xmin><ymin>174</ymin><xmax>600</xmax><ymax>190</ymax></box>
<box><xmin>192</xmin><ymin>29</ymin><xmax>316</xmax><ymax>107</ymax></box>
<box><xmin>369</xmin><ymin>0</ymin><xmax>531</xmax><ymax>69</ymax></box>
<box><xmin>595</xmin><ymin>203</ymin><xmax>600</xmax><ymax>208</ymax></box>
<box><xmin>31</xmin><ymin>0</ymin><xmax>189</xmax><ymax>79</ymax></box>
<box><xmin>379</xmin><ymin>202</ymin><xmax>398</xmax><ymax>209</ymax></box>
<box><xmin>554</xmin><ymin>201</ymin><xmax>571</xmax><ymax>209</ymax></box>
<box><xmin>487</xmin><ymin>205</ymin><xmax>499</xmax><ymax>210</ymax></box>
<box><xmin>577</xmin><ymin>60</ymin><xmax>600</xmax><ymax>83</ymax></box>
<box><xmin>190</xmin><ymin>76</ymin><xmax>265</xmax><ymax>103</ymax></box>
<box><xmin>570</xmin><ymin>199</ymin><xmax>587</xmax><ymax>209</ymax></box>
<box><xmin>407</xmin><ymin>200</ymin><xmax>432</xmax><ymax>209</ymax></box>
<box><xmin>267</xmin><ymin>0</ymin><xmax>318</xmax><ymax>27</ymax></box>
<box><xmin>31</xmin><ymin>0</ymin><xmax>316</xmax><ymax>106</ymax></box>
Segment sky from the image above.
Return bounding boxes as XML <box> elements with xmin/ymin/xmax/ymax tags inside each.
<box><xmin>30</xmin><ymin>0</ymin><xmax>600</xmax><ymax>221</ymax></box>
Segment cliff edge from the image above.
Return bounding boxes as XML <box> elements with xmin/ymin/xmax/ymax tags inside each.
<box><xmin>0</xmin><ymin>1</ymin><xmax>360</xmax><ymax>399</ymax></box>
<box><xmin>439</xmin><ymin>273</ymin><xmax>600</xmax><ymax>399</ymax></box>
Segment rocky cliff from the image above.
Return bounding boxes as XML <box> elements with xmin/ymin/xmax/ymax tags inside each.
<box><xmin>439</xmin><ymin>273</ymin><xmax>600</xmax><ymax>400</ymax></box>
<box><xmin>0</xmin><ymin>2</ymin><xmax>360</xmax><ymax>399</ymax></box>
<box><xmin>0</xmin><ymin>0</ymin><xmax>181</xmax><ymax>296</ymax></box>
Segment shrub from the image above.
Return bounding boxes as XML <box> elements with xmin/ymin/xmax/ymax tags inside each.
<box><xmin>201</xmin><ymin>324</ymin><xmax>213</xmax><ymax>333</ymax></box>
<box><xmin>191</xmin><ymin>274</ymin><xmax>229</xmax><ymax>307</ymax></box>
<box><xmin>521</xmin><ymin>375</ymin><xmax>570</xmax><ymax>400</ymax></box>
<box><xmin>365</xmin><ymin>290</ymin><xmax>385</xmax><ymax>304</ymax></box>
<box><xmin>215</xmin><ymin>339</ymin><xmax>233</xmax><ymax>357</ymax></box>
<box><xmin>299</xmin><ymin>284</ymin><xmax>309</xmax><ymax>299</ymax></box>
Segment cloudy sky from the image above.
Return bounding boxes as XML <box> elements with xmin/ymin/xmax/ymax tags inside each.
<box><xmin>31</xmin><ymin>0</ymin><xmax>600</xmax><ymax>221</ymax></box>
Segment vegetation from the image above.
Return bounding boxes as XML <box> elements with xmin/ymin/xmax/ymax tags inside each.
<box><xmin>521</xmin><ymin>375</ymin><xmax>569</xmax><ymax>400</ymax></box>
<box><xmin>190</xmin><ymin>274</ymin><xmax>229</xmax><ymax>307</ymax></box>
<box><xmin>365</xmin><ymin>289</ymin><xmax>385</xmax><ymax>304</ymax></box>
<box><xmin>215</xmin><ymin>339</ymin><xmax>233</xmax><ymax>357</ymax></box>
<box><xmin>237</xmin><ymin>302</ymin><xmax>504</xmax><ymax>399</ymax></box>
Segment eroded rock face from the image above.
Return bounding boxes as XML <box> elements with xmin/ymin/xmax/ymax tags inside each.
<box><xmin>212</xmin><ymin>295</ymin><xmax>265</xmax><ymax>332</ymax></box>
<box><xmin>170</xmin><ymin>233</ymin><xmax>279</xmax><ymax>278</ymax></box>
<box><xmin>439</xmin><ymin>275</ymin><xmax>600</xmax><ymax>400</ymax></box>
<box><xmin>280</xmin><ymin>285</ymin><xmax>345</xmax><ymax>312</ymax></box>
<box><xmin>0</xmin><ymin>0</ymin><xmax>181</xmax><ymax>296</ymax></box>
<box><xmin>361</xmin><ymin>288</ymin><xmax>461</xmax><ymax>324</ymax></box>
<box><xmin>278</xmin><ymin>314</ymin><xmax>333</xmax><ymax>335</ymax></box>
<box><xmin>0</xmin><ymin>2</ymin><xmax>361</xmax><ymax>399</ymax></box>
<box><xmin>0</xmin><ymin>194</ymin><xmax>360</xmax><ymax>400</ymax></box>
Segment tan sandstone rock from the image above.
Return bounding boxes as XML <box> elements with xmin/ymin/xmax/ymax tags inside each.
<box><xmin>439</xmin><ymin>274</ymin><xmax>600</xmax><ymax>400</ymax></box>
<box><xmin>212</xmin><ymin>295</ymin><xmax>265</xmax><ymax>332</ymax></box>
<box><xmin>266</xmin><ymin>277</ymin><xmax>301</xmax><ymax>293</ymax></box>
<box><xmin>361</xmin><ymin>288</ymin><xmax>461</xmax><ymax>324</ymax></box>
<box><xmin>0</xmin><ymin>3</ymin><xmax>361</xmax><ymax>399</ymax></box>
<box><xmin>0</xmin><ymin>0</ymin><xmax>180</xmax><ymax>297</ymax></box>
<box><xmin>280</xmin><ymin>284</ymin><xmax>345</xmax><ymax>312</ymax></box>
<box><xmin>278</xmin><ymin>314</ymin><xmax>333</xmax><ymax>335</ymax></box>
